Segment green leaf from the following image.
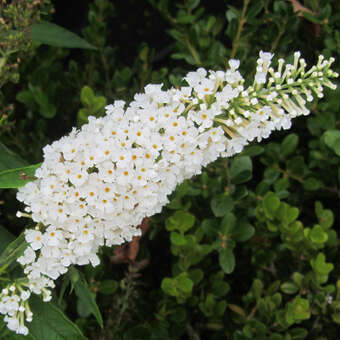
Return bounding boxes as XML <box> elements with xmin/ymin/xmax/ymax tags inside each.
<box><xmin>30</xmin><ymin>21</ymin><xmax>97</xmax><ymax>50</ymax></box>
<box><xmin>92</xmin><ymin>96</ymin><xmax>107</xmax><ymax>113</ymax></box>
<box><xmin>219</xmin><ymin>248</ymin><xmax>235</xmax><ymax>274</ymax></box>
<box><xmin>292</xmin><ymin>272</ymin><xmax>304</xmax><ymax>287</ymax></box>
<box><xmin>216</xmin><ymin>300</ymin><xmax>227</xmax><ymax>316</ymax></box>
<box><xmin>323</xmin><ymin>129</ymin><xmax>340</xmax><ymax>155</ymax></box>
<box><xmin>176</xmin><ymin>273</ymin><xmax>193</xmax><ymax>294</ymax></box>
<box><xmin>280</xmin><ymin>133</ymin><xmax>299</xmax><ymax>157</ymax></box>
<box><xmin>0</xmin><ymin>232</ymin><xmax>27</xmax><ymax>275</ymax></box>
<box><xmin>71</xmin><ymin>269</ymin><xmax>103</xmax><ymax>328</ymax></box>
<box><xmin>177</xmin><ymin>13</ymin><xmax>196</xmax><ymax>24</ymax></box>
<box><xmin>262</xmin><ymin>192</ymin><xmax>280</xmax><ymax>218</ymax></box>
<box><xmin>287</xmin><ymin>156</ymin><xmax>307</xmax><ymax>177</ymax></box>
<box><xmin>201</xmin><ymin>219</ymin><xmax>218</xmax><ymax>238</ymax></box>
<box><xmin>301</xmin><ymin>11</ymin><xmax>322</xmax><ymax>24</ymax></box>
<box><xmin>286</xmin><ymin>206</ymin><xmax>299</xmax><ymax>223</ymax></box>
<box><xmin>28</xmin><ymin>295</ymin><xmax>87</xmax><ymax>340</ymax></box>
<box><xmin>170</xmin><ymin>232</ymin><xmax>187</xmax><ymax>246</ymax></box>
<box><xmin>211</xmin><ymin>281</ymin><xmax>230</xmax><ymax>298</ymax></box>
<box><xmin>286</xmin><ymin>296</ymin><xmax>310</xmax><ymax>324</ymax></box>
<box><xmin>0</xmin><ymin>142</ymin><xmax>28</xmax><ymax>172</ymax></box>
<box><xmin>80</xmin><ymin>86</ymin><xmax>95</xmax><ymax>107</ymax></box>
<box><xmin>290</xmin><ymin>327</ymin><xmax>308</xmax><ymax>340</ymax></box>
<box><xmin>331</xmin><ymin>138</ymin><xmax>340</xmax><ymax>156</ymax></box>
<box><xmin>211</xmin><ymin>194</ymin><xmax>234</xmax><ymax>217</ymax></box>
<box><xmin>161</xmin><ymin>273</ymin><xmax>193</xmax><ymax>298</ymax></box>
<box><xmin>323</xmin><ymin>130</ymin><xmax>340</xmax><ymax>146</ymax></box>
<box><xmin>252</xmin><ymin>279</ymin><xmax>263</xmax><ymax>301</ymax></box>
<box><xmin>303</xmin><ymin>177</ymin><xmax>321</xmax><ymax>191</ymax></box>
<box><xmin>188</xmin><ymin>269</ymin><xmax>204</xmax><ymax>285</ymax></box>
<box><xmin>166</xmin><ymin>211</ymin><xmax>195</xmax><ymax>233</ymax></box>
<box><xmin>281</xmin><ymin>282</ymin><xmax>299</xmax><ymax>294</ymax></box>
<box><xmin>161</xmin><ymin>278</ymin><xmax>177</xmax><ymax>297</ymax></box>
<box><xmin>0</xmin><ymin>225</ymin><xmax>15</xmax><ymax>254</ymax></box>
<box><xmin>225</xmin><ymin>7</ymin><xmax>239</xmax><ymax>22</ymax></box>
<box><xmin>77</xmin><ymin>108</ymin><xmax>91</xmax><ymax>126</ymax></box>
<box><xmin>98</xmin><ymin>280</ymin><xmax>118</xmax><ymax>295</ymax></box>
<box><xmin>199</xmin><ymin>293</ymin><xmax>216</xmax><ymax>317</ymax></box>
<box><xmin>187</xmin><ymin>0</ymin><xmax>200</xmax><ymax>10</ymax></box>
<box><xmin>247</xmin><ymin>1</ymin><xmax>264</xmax><ymax>19</ymax></box>
<box><xmin>332</xmin><ymin>312</ymin><xmax>340</xmax><ymax>324</ymax></box>
<box><xmin>263</xmin><ymin>168</ymin><xmax>280</xmax><ymax>185</ymax></box>
<box><xmin>309</xmin><ymin>225</ymin><xmax>328</xmax><ymax>244</ymax></box>
<box><xmin>31</xmin><ymin>86</ymin><xmax>56</xmax><ymax>118</ymax></box>
<box><xmin>242</xmin><ymin>145</ymin><xmax>264</xmax><ymax>157</ymax></box>
<box><xmin>232</xmin><ymin>221</ymin><xmax>255</xmax><ymax>242</ymax></box>
<box><xmin>230</xmin><ymin>156</ymin><xmax>252</xmax><ymax>184</ymax></box>
<box><xmin>315</xmin><ymin>201</ymin><xmax>334</xmax><ymax>229</ymax></box>
<box><xmin>220</xmin><ymin>212</ymin><xmax>236</xmax><ymax>235</ymax></box>
<box><xmin>310</xmin><ymin>253</ymin><xmax>334</xmax><ymax>275</ymax></box>
<box><xmin>16</xmin><ymin>90</ymin><xmax>36</xmax><ymax>110</ymax></box>
<box><xmin>0</xmin><ymin>163</ymin><xmax>41</xmax><ymax>188</ymax></box>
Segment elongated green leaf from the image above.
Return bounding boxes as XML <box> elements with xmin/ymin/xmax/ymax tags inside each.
<box><xmin>0</xmin><ymin>163</ymin><xmax>41</xmax><ymax>189</ymax></box>
<box><xmin>301</xmin><ymin>11</ymin><xmax>322</xmax><ymax>24</ymax></box>
<box><xmin>30</xmin><ymin>21</ymin><xmax>97</xmax><ymax>50</ymax></box>
<box><xmin>0</xmin><ymin>232</ymin><xmax>27</xmax><ymax>274</ymax></box>
<box><xmin>0</xmin><ymin>142</ymin><xmax>28</xmax><ymax>172</ymax></box>
<box><xmin>0</xmin><ymin>225</ymin><xmax>15</xmax><ymax>254</ymax></box>
<box><xmin>28</xmin><ymin>295</ymin><xmax>87</xmax><ymax>340</ymax></box>
<box><xmin>72</xmin><ymin>269</ymin><xmax>103</xmax><ymax>328</ymax></box>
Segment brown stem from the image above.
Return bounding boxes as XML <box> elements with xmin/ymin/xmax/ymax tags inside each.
<box><xmin>230</xmin><ymin>0</ymin><xmax>250</xmax><ymax>59</ymax></box>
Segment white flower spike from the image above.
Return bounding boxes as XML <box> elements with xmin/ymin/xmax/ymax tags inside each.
<box><xmin>2</xmin><ymin>51</ymin><xmax>337</xmax><ymax>334</ymax></box>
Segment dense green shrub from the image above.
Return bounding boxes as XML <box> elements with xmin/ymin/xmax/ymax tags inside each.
<box><xmin>0</xmin><ymin>0</ymin><xmax>340</xmax><ymax>339</ymax></box>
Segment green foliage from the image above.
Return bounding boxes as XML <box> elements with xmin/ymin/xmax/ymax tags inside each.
<box><xmin>77</xmin><ymin>86</ymin><xmax>107</xmax><ymax>126</ymax></box>
<box><xmin>16</xmin><ymin>83</ymin><xmax>56</xmax><ymax>119</ymax></box>
<box><xmin>0</xmin><ymin>0</ymin><xmax>53</xmax><ymax>88</ymax></box>
<box><xmin>1</xmin><ymin>0</ymin><xmax>340</xmax><ymax>339</ymax></box>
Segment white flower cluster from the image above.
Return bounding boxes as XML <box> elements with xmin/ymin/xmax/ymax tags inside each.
<box><xmin>0</xmin><ymin>285</ymin><xmax>32</xmax><ymax>335</ymax></box>
<box><xmin>2</xmin><ymin>51</ymin><xmax>337</xmax><ymax>334</ymax></box>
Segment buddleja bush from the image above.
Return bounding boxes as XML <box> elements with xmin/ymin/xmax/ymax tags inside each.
<box><xmin>0</xmin><ymin>0</ymin><xmax>340</xmax><ymax>339</ymax></box>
